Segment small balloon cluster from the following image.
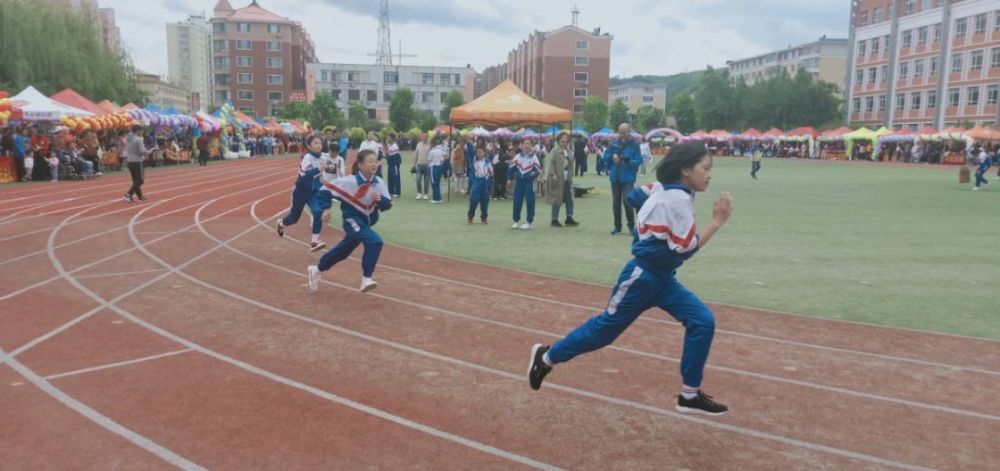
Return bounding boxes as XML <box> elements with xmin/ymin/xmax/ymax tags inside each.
<box><xmin>60</xmin><ymin>112</ymin><xmax>134</xmax><ymax>132</ymax></box>
<box><xmin>0</xmin><ymin>91</ymin><xmax>13</xmax><ymax>125</ymax></box>
<box><xmin>125</xmin><ymin>109</ymin><xmax>197</xmax><ymax>129</ymax></box>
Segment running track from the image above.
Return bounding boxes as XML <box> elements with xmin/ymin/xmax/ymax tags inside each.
<box><xmin>1</xmin><ymin>157</ymin><xmax>997</xmax><ymax>470</ymax></box>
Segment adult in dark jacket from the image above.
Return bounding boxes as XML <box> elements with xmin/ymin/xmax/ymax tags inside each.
<box><xmin>601</xmin><ymin>123</ymin><xmax>642</xmax><ymax>235</ymax></box>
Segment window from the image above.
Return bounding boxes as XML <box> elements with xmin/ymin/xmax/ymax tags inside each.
<box><xmin>455</xmin><ymin>74</ymin><xmax>461</xmax><ymax>85</ymax></box>
<box><xmin>573</xmin><ymin>88</ymin><xmax>588</xmax><ymax>98</ymax></box>
<box><xmin>921</xmin><ymin>0</ymin><xmax>930</xmax><ymax>10</ymax></box>
<box><xmin>348</xmin><ymin>72</ymin><xmax>361</xmax><ymax>82</ymax></box>
<box><xmin>868</xmin><ymin>67</ymin><xmax>877</xmax><ymax>83</ymax></box>
<box><xmin>237</xmin><ymin>90</ymin><xmax>253</xmax><ymax>101</ymax></box>
<box><xmin>955</xmin><ymin>17</ymin><xmax>967</xmax><ymax>37</ymax></box>
<box><xmin>930</xmin><ymin>57</ymin><xmax>939</xmax><ymax>75</ymax></box>
<box><xmin>971</xmin><ymin>50</ymin><xmax>984</xmax><ymax>71</ymax></box>
<box><xmin>996</xmin><ymin>10</ymin><xmax>1000</xmax><ymax>31</ymax></box>
<box><xmin>914</xmin><ymin>60</ymin><xmax>924</xmax><ymax>77</ymax></box>
<box><xmin>948</xmin><ymin>88</ymin><xmax>960</xmax><ymax>107</ymax></box>
<box><xmin>911</xmin><ymin>92</ymin><xmax>922</xmax><ymax>109</ymax></box>
<box><xmin>332</xmin><ymin>90</ymin><xmax>341</xmax><ymax>100</ymax></box>
<box><xmin>422</xmin><ymin>73</ymin><xmax>434</xmax><ymax>84</ymax></box>
<box><xmin>321</xmin><ymin>71</ymin><xmax>328</xmax><ymax>81</ymax></box>
<box><xmin>881</xmin><ymin>65</ymin><xmax>888</xmax><ymax>82</ymax></box>
<box><xmin>213</xmin><ymin>39</ymin><xmax>228</xmax><ymax>52</ymax></box>
<box><xmin>967</xmin><ymin>86</ymin><xmax>980</xmax><ymax>106</ymax></box>
<box><xmin>213</xmin><ymin>57</ymin><xmax>229</xmax><ymax>69</ymax></box>
<box><xmin>237</xmin><ymin>73</ymin><xmax>252</xmax><ymax>84</ymax></box>
<box><xmin>237</xmin><ymin>56</ymin><xmax>252</xmax><ymax>67</ymax></box>
<box><xmin>214</xmin><ymin>74</ymin><xmax>230</xmax><ymax>86</ymax></box>
<box><xmin>421</xmin><ymin>91</ymin><xmax>433</xmax><ymax>103</ymax></box>
<box><xmin>212</xmin><ymin>23</ymin><xmax>226</xmax><ymax>34</ymax></box>
<box><xmin>878</xmin><ymin>95</ymin><xmax>886</xmax><ymax>111</ymax></box>
<box><xmin>918</xmin><ymin>26</ymin><xmax>928</xmax><ymax>45</ymax></box>
<box><xmin>236</xmin><ymin>40</ymin><xmax>251</xmax><ymax>50</ymax></box>
<box><xmin>987</xmin><ymin>85</ymin><xmax>999</xmax><ymax>105</ymax></box>
<box><xmin>858</xmin><ymin>40</ymin><xmax>867</xmax><ymax>55</ymax></box>
<box><xmin>267</xmin><ymin>58</ymin><xmax>283</xmax><ymax>69</ymax></box>
<box><xmin>439</xmin><ymin>74</ymin><xmax>450</xmax><ymax>85</ymax></box>
<box><xmin>902</xmin><ymin>30</ymin><xmax>912</xmax><ymax>49</ymax></box>
<box><xmin>856</xmin><ymin>69</ymin><xmax>865</xmax><ymax>84</ymax></box>
<box><xmin>905</xmin><ymin>0</ymin><xmax>914</xmax><ymax>14</ymax></box>
<box><xmin>952</xmin><ymin>52</ymin><xmax>965</xmax><ymax>74</ymax></box>
<box><xmin>861</xmin><ymin>11</ymin><xmax>869</xmax><ymax>25</ymax></box>
<box><xmin>267</xmin><ymin>74</ymin><xmax>283</xmax><ymax>85</ymax></box>
<box><xmin>384</xmin><ymin>71</ymin><xmax>398</xmax><ymax>84</ymax></box>
<box><xmin>333</xmin><ymin>72</ymin><xmax>343</xmax><ymax>82</ymax></box>
<box><xmin>874</xmin><ymin>7</ymin><xmax>882</xmax><ymax>22</ymax></box>
<box><xmin>267</xmin><ymin>24</ymin><xmax>281</xmax><ymax>34</ymax></box>
<box><xmin>927</xmin><ymin>91</ymin><xmax>936</xmax><ymax>109</ymax></box>
<box><xmin>896</xmin><ymin>93</ymin><xmax>905</xmax><ymax>110</ymax></box>
<box><xmin>899</xmin><ymin>61</ymin><xmax>909</xmax><ymax>80</ymax></box>
<box><xmin>974</xmin><ymin>13</ymin><xmax>987</xmax><ymax>34</ymax></box>
<box><xmin>865</xmin><ymin>96</ymin><xmax>874</xmax><ymax>112</ymax></box>
<box><xmin>236</xmin><ymin>22</ymin><xmax>250</xmax><ymax>33</ymax></box>
<box><xmin>267</xmin><ymin>91</ymin><xmax>283</xmax><ymax>102</ymax></box>
<box><xmin>266</xmin><ymin>42</ymin><xmax>282</xmax><ymax>52</ymax></box>
<box><xmin>575</xmin><ymin>72</ymin><xmax>588</xmax><ymax>83</ymax></box>
<box><xmin>852</xmin><ymin>98</ymin><xmax>861</xmax><ymax>114</ymax></box>
<box><xmin>933</xmin><ymin>23</ymin><xmax>941</xmax><ymax>43</ymax></box>
<box><xmin>383</xmin><ymin>90</ymin><xmax>394</xmax><ymax>102</ymax></box>
<box><xmin>992</xmin><ymin>48</ymin><xmax>1000</xmax><ymax>68</ymax></box>
<box><xmin>575</xmin><ymin>56</ymin><xmax>590</xmax><ymax>66</ymax></box>
<box><xmin>871</xmin><ymin>37</ymin><xmax>880</xmax><ymax>54</ymax></box>
<box><xmin>215</xmin><ymin>90</ymin><xmax>230</xmax><ymax>102</ymax></box>
<box><xmin>643</xmin><ymin>96</ymin><xmax>654</xmax><ymax>103</ymax></box>
<box><xmin>366</xmin><ymin>90</ymin><xmax>377</xmax><ymax>102</ymax></box>
<box><xmin>573</xmin><ymin>104</ymin><xmax>583</xmax><ymax>113</ymax></box>
<box><xmin>348</xmin><ymin>89</ymin><xmax>360</xmax><ymax>101</ymax></box>
<box><xmin>575</xmin><ymin>40</ymin><xmax>588</xmax><ymax>49</ymax></box>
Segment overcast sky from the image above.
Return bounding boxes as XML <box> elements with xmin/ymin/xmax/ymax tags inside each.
<box><xmin>102</xmin><ymin>0</ymin><xmax>849</xmax><ymax>79</ymax></box>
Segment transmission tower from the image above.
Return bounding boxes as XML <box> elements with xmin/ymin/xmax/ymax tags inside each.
<box><xmin>374</xmin><ymin>0</ymin><xmax>393</xmax><ymax>65</ymax></box>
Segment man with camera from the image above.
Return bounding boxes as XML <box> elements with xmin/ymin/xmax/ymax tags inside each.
<box><xmin>601</xmin><ymin>123</ymin><xmax>642</xmax><ymax>236</ymax></box>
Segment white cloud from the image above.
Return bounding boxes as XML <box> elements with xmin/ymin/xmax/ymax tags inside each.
<box><xmin>98</xmin><ymin>0</ymin><xmax>847</xmax><ymax>79</ymax></box>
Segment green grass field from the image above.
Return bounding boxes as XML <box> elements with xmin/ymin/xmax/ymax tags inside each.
<box><xmin>374</xmin><ymin>154</ymin><xmax>1000</xmax><ymax>340</ymax></box>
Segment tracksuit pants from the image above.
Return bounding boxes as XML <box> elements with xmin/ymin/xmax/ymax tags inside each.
<box><xmin>512</xmin><ymin>179</ymin><xmax>535</xmax><ymax>223</ymax></box>
<box><xmin>387</xmin><ymin>155</ymin><xmax>402</xmax><ymax>196</ymax></box>
<box><xmin>547</xmin><ymin>259</ymin><xmax>716</xmax><ymax>388</ymax></box>
<box><xmin>467</xmin><ymin>178</ymin><xmax>490</xmax><ymax>220</ymax></box>
<box><xmin>430</xmin><ymin>165</ymin><xmax>444</xmax><ymax>201</ymax></box>
<box><xmin>318</xmin><ymin>219</ymin><xmax>383</xmax><ymax>277</ymax></box>
<box><xmin>281</xmin><ymin>189</ymin><xmax>321</xmax><ymax>232</ymax></box>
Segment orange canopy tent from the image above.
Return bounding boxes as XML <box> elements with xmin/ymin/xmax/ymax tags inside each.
<box><xmin>966</xmin><ymin>125</ymin><xmax>1000</xmax><ymax>141</ymax></box>
<box><xmin>449</xmin><ymin>79</ymin><xmax>571</xmax><ymax>126</ymax></box>
<box><xmin>50</xmin><ymin>88</ymin><xmax>106</xmax><ymax>116</ymax></box>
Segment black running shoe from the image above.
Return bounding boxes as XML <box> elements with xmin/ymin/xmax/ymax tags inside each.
<box><xmin>122</xmin><ymin>194</ymin><xmax>132</xmax><ymax>203</ymax></box>
<box><xmin>676</xmin><ymin>391</ymin><xmax>729</xmax><ymax>416</ymax></box>
<box><xmin>564</xmin><ymin>217</ymin><xmax>579</xmax><ymax>226</ymax></box>
<box><xmin>527</xmin><ymin>344</ymin><xmax>552</xmax><ymax>390</ymax></box>
<box><xmin>550</xmin><ymin>219</ymin><xmax>563</xmax><ymax>227</ymax></box>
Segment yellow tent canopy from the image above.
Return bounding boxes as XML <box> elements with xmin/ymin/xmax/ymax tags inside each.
<box><xmin>449</xmin><ymin>79</ymin><xmax>572</xmax><ymax>126</ymax></box>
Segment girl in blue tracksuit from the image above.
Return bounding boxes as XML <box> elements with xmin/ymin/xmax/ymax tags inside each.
<box><xmin>527</xmin><ymin>141</ymin><xmax>735</xmax><ymax>417</ymax></box>
<box><xmin>386</xmin><ymin>135</ymin><xmax>402</xmax><ymax>197</ymax></box>
<box><xmin>508</xmin><ymin>139</ymin><xmax>541</xmax><ymax>230</ymax></box>
<box><xmin>307</xmin><ymin>149</ymin><xmax>392</xmax><ymax>294</ymax></box>
<box><xmin>972</xmin><ymin>146</ymin><xmax>992</xmax><ymax>190</ymax></box>
<box><xmin>467</xmin><ymin>146</ymin><xmax>494</xmax><ymax>224</ymax></box>
<box><xmin>277</xmin><ymin>135</ymin><xmax>326</xmax><ymax>244</ymax></box>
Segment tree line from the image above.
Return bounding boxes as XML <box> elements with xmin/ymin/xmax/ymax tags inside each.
<box><xmin>0</xmin><ymin>0</ymin><xmax>144</xmax><ymax>104</ymax></box>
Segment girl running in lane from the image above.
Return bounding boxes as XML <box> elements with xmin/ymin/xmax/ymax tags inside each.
<box><xmin>527</xmin><ymin>141</ymin><xmax>734</xmax><ymax>416</ymax></box>
<box><xmin>307</xmin><ymin>150</ymin><xmax>392</xmax><ymax>293</ymax></box>
<box><xmin>277</xmin><ymin>135</ymin><xmax>327</xmax><ymax>247</ymax></box>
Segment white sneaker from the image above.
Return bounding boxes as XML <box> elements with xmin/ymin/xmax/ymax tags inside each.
<box><xmin>360</xmin><ymin>277</ymin><xmax>378</xmax><ymax>293</ymax></box>
<box><xmin>520</xmin><ymin>223</ymin><xmax>532</xmax><ymax>230</ymax></box>
<box><xmin>972</xmin><ymin>187</ymin><xmax>979</xmax><ymax>191</ymax></box>
<box><xmin>416</xmin><ymin>194</ymin><xmax>423</xmax><ymax>200</ymax></box>
<box><xmin>307</xmin><ymin>265</ymin><xmax>320</xmax><ymax>292</ymax></box>
<box><xmin>309</xmin><ymin>241</ymin><xmax>326</xmax><ymax>252</ymax></box>
<box><xmin>511</xmin><ymin>222</ymin><xmax>521</xmax><ymax>229</ymax></box>
<box><xmin>430</xmin><ymin>200</ymin><xmax>442</xmax><ymax>204</ymax></box>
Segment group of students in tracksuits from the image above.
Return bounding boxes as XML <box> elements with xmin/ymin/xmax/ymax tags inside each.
<box><xmin>277</xmin><ymin>134</ymin><xmax>390</xmax><ymax>293</ymax></box>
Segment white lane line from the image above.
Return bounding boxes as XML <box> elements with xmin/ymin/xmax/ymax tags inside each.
<box><xmin>8</xmin><ymin>189</ymin><xmax>286</xmax><ymax>357</ymax></box>
<box><xmin>212</xmin><ymin>214</ymin><xmax>1000</xmax><ymax>422</ymax></box>
<box><xmin>249</xmin><ymin>206</ymin><xmax>1000</xmax><ymax>378</ymax></box>
<box><xmin>195</xmin><ymin>200</ymin><xmax>937</xmax><ymax>470</ymax></box>
<box><xmin>32</xmin><ymin>196</ymin><xmax>561</xmax><ymax>471</ymax></box>
<box><xmin>75</xmin><ymin>269</ymin><xmax>168</xmax><ymax>280</ymax></box>
<box><xmin>0</xmin><ymin>347</ymin><xmax>206</xmax><ymax>470</ymax></box>
<box><xmin>44</xmin><ymin>349</ymin><xmax>195</xmax><ymax>380</ymax></box>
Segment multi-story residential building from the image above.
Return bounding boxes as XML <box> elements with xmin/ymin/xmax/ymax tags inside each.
<box><xmin>727</xmin><ymin>37</ymin><xmax>849</xmax><ymax>88</ymax></box>
<box><xmin>135</xmin><ymin>73</ymin><xmax>192</xmax><ymax>114</ymax></box>
<box><xmin>609</xmin><ymin>82</ymin><xmax>668</xmax><ymax>115</ymax></box>
<box><xmin>167</xmin><ymin>15</ymin><xmax>213</xmax><ymax>112</ymax></box>
<box><xmin>506</xmin><ymin>24</ymin><xmax>612</xmax><ymax>115</ymax></box>
<box><xmin>476</xmin><ymin>63</ymin><xmax>509</xmax><ymax>98</ymax></box>
<box><xmin>210</xmin><ymin>0</ymin><xmax>317</xmax><ymax>117</ymax></box>
<box><xmin>846</xmin><ymin>0</ymin><xmax>1000</xmax><ymax>129</ymax></box>
<box><xmin>305</xmin><ymin>63</ymin><xmax>476</xmax><ymax>123</ymax></box>
<box><xmin>39</xmin><ymin>0</ymin><xmax>122</xmax><ymax>53</ymax></box>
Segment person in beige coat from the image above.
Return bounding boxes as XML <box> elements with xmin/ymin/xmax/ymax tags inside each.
<box><xmin>545</xmin><ymin>132</ymin><xmax>579</xmax><ymax>227</ymax></box>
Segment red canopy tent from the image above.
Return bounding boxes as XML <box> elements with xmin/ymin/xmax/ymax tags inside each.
<box><xmin>820</xmin><ymin>126</ymin><xmax>851</xmax><ymax>139</ymax></box>
<box><xmin>739</xmin><ymin>128</ymin><xmax>763</xmax><ymax>139</ymax></box>
<box><xmin>120</xmin><ymin>103</ymin><xmax>139</xmax><ymax>111</ymax></box>
<box><xmin>97</xmin><ymin>100</ymin><xmax>120</xmax><ymax>114</ymax></box>
<box><xmin>915</xmin><ymin>126</ymin><xmax>938</xmax><ymax>136</ymax></box>
<box><xmin>762</xmin><ymin>127</ymin><xmax>784</xmax><ymax>138</ymax></box>
<box><xmin>787</xmin><ymin>126</ymin><xmax>819</xmax><ymax>138</ymax></box>
<box><xmin>892</xmin><ymin>127</ymin><xmax>914</xmax><ymax>136</ymax></box>
<box><xmin>50</xmin><ymin>88</ymin><xmax>107</xmax><ymax>116</ymax></box>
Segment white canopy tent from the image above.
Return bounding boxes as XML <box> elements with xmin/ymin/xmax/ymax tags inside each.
<box><xmin>9</xmin><ymin>86</ymin><xmax>94</xmax><ymax>121</ymax></box>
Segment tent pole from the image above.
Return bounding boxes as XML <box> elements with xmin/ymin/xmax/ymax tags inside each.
<box><xmin>447</xmin><ymin>122</ymin><xmax>453</xmax><ymax>203</ymax></box>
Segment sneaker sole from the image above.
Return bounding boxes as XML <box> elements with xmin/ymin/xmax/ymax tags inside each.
<box><xmin>527</xmin><ymin>343</ymin><xmax>544</xmax><ymax>390</ymax></box>
<box><xmin>360</xmin><ymin>282</ymin><xmax>378</xmax><ymax>293</ymax></box>
<box><xmin>308</xmin><ymin>243</ymin><xmax>326</xmax><ymax>252</ymax></box>
<box><xmin>674</xmin><ymin>405</ymin><xmax>729</xmax><ymax>416</ymax></box>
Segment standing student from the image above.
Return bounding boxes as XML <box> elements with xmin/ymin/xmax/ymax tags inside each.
<box><xmin>122</xmin><ymin>125</ymin><xmax>150</xmax><ymax>202</ymax></box>
<box><xmin>546</xmin><ymin>132</ymin><xmax>578</xmax><ymax>227</ymax></box>
<box><xmin>492</xmin><ymin>147</ymin><xmax>511</xmax><ymax>200</ymax></box>
<box><xmin>527</xmin><ymin>141</ymin><xmax>734</xmax><ymax>417</ymax></box>
<box><xmin>508</xmin><ymin>139</ymin><xmax>541</xmax><ymax>230</ymax></box>
<box><xmin>750</xmin><ymin>143</ymin><xmax>762</xmax><ymax>179</ymax></box>
<box><xmin>467</xmin><ymin>146</ymin><xmax>493</xmax><ymax>224</ymax></box>
<box><xmin>602</xmin><ymin>124</ymin><xmax>642</xmax><ymax>236</ymax></box>
<box><xmin>427</xmin><ymin>137</ymin><xmax>448</xmax><ymax>203</ymax></box>
<box><xmin>385</xmin><ymin>134</ymin><xmax>402</xmax><ymax>197</ymax></box>
<box><xmin>972</xmin><ymin>145</ymin><xmax>991</xmax><ymax>191</ymax></box>
<box><xmin>276</xmin><ymin>135</ymin><xmax>327</xmax><ymax>249</ymax></box>
<box><xmin>639</xmin><ymin>138</ymin><xmax>652</xmax><ymax>177</ymax></box>
<box><xmin>308</xmin><ymin>149</ymin><xmax>392</xmax><ymax>293</ymax></box>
